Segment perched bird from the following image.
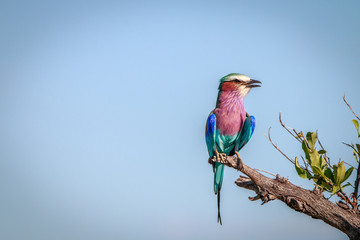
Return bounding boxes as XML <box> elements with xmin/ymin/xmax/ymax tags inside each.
<box><xmin>205</xmin><ymin>73</ymin><xmax>261</xmax><ymax>224</ymax></box>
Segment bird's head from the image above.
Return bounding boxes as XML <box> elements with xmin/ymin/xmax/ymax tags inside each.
<box><xmin>219</xmin><ymin>73</ymin><xmax>261</xmax><ymax>96</ymax></box>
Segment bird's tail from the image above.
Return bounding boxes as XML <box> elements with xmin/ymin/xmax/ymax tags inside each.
<box><xmin>214</xmin><ymin>162</ymin><xmax>224</xmax><ymax>225</ymax></box>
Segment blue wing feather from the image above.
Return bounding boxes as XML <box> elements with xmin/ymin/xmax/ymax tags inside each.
<box><xmin>205</xmin><ymin>113</ymin><xmax>217</xmax><ymax>158</ymax></box>
<box><xmin>236</xmin><ymin>115</ymin><xmax>255</xmax><ymax>151</ymax></box>
<box><xmin>205</xmin><ymin>112</ymin><xmax>224</xmax><ymax>224</ymax></box>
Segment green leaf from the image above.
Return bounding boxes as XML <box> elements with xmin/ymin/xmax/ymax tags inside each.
<box><xmin>302</xmin><ymin>139</ymin><xmax>321</xmax><ymax>168</ymax></box>
<box><xmin>334</xmin><ymin>161</ymin><xmax>346</xmax><ymax>186</ymax></box>
<box><xmin>342</xmin><ymin>167</ymin><xmax>354</xmax><ymax>183</ymax></box>
<box><xmin>352</xmin><ymin>119</ymin><xmax>360</xmax><ymax>137</ymax></box>
<box><xmin>318</xmin><ymin>179</ymin><xmax>332</xmax><ymax>190</ymax></box>
<box><xmin>324</xmin><ymin>167</ymin><xmax>334</xmax><ymax>182</ymax></box>
<box><xmin>312</xmin><ymin>165</ymin><xmax>328</xmax><ymax>180</ymax></box>
<box><xmin>306</xmin><ymin>132</ymin><xmax>317</xmax><ymax>149</ymax></box>
<box><xmin>341</xmin><ymin>182</ymin><xmax>352</xmax><ymax>189</ymax></box>
<box><xmin>318</xmin><ymin>150</ymin><xmax>326</xmax><ymax>154</ymax></box>
<box><xmin>331</xmin><ymin>185</ymin><xmax>340</xmax><ymax>194</ymax></box>
<box><xmin>319</xmin><ymin>155</ymin><xmax>327</xmax><ymax>169</ymax></box>
<box><xmin>295</xmin><ymin>157</ymin><xmax>311</xmax><ymax>179</ymax></box>
<box><xmin>309</xmin><ymin>149</ymin><xmax>320</xmax><ymax>169</ymax></box>
<box><xmin>302</xmin><ymin>141</ymin><xmax>311</xmax><ymax>165</ymax></box>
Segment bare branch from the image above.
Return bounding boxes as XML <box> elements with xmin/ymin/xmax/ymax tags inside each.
<box><xmin>266</xmin><ymin>127</ymin><xmax>295</xmax><ymax>164</ymax></box>
<box><xmin>279</xmin><ymin>112</ymin><xmax>302</xmax><ymax>143</ymax></box>
<box><xmin>344</xmin><ymin>94</ymin><xmax>360</xmax><ymax>121</ymax></box>
<box><xmin>209</xmin><ymin>155</ymin><xmax>360</xmax><ymax>240</ymax></box>
<box><xmin>344</xmin><ymin>161</ymin><xmax>356</xmax><ymax>169</ymax></box>
<box><xmin>343</xmin><ymin>142</ymin><xmax>360</xmax><ymax>156</ymax></box>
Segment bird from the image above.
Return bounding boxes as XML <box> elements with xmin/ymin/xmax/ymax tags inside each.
<box><xmin>205</xmin><ymin>73</ymin><xmax>261</xmax><ymax>224</ymax></box>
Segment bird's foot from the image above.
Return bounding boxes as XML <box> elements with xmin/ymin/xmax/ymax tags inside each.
<box><xmin>211</xmin><ymin>150</ymin><xmax>228</xmax><ymax>164</ymax></box>
<box><xmin>235</xmin><ymin>151</ymin><xmax>244</xmax><ymax>170</ymax></box>
<box><xmin>218</xmin><ymin>153</ymin><xmax>228</xmax><ymax>164</ymax></box>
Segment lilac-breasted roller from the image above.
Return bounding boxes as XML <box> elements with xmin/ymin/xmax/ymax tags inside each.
<box><xmin>205</xmin><ymin>73</ymin><xmax>261</xmax><ymax>224</ymax></box>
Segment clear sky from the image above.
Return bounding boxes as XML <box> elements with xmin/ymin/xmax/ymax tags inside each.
<box><xmin>1</xmin><ymin>0</ymin><xmax>360</xmax><ymax>239</ymax></box>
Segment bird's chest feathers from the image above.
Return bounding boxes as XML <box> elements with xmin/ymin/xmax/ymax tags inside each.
<box><xmin>215</xmin><ymin>91</ymin><xmax>246</xmax><ymax>136</ymax></box>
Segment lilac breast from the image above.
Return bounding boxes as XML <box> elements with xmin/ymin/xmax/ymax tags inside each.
<box><xmin>214</xmin><ymin>91</ymin><xmax>246</xmax><ymax>136</ymax></box>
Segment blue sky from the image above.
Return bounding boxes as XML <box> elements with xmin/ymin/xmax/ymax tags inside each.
<box><xmin>1</xmin><ymin>0</ymin><xmax>359</xmax><ymax>239</ymax></box>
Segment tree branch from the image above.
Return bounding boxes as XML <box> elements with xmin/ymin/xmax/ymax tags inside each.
<box><xmin>343</xmin><ymin>94</ymin><xmax>360</xmax><ymax>209</ymax></box>
<box><xmin>266</xmin><ymin>127</ymin><xmax>295</xmax><ymax>164</ymax></box>
<box><xmin>210</xmin><ymin>155</ymin><xmax>360</xmax><ymax>240</ymax></box>
<box><xmin>354</xmin><ymin>162</ymin><xmax>360</xmax><ymax>206</ymax></box>
<box><xmin>343</xmin><ymin>94</ymin><xmax>360</xmax><ymax>121</ymax></box>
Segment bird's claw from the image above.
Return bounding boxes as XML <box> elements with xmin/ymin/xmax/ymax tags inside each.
<box><xmin>211</xmin><ymin>150</ymin><xmax>228</xmax><ymax>164</ymax></box>
<box><xmin>218</xmin><ymin>153</ymin><xmax>227</xmax><ymax>163</ymax></box>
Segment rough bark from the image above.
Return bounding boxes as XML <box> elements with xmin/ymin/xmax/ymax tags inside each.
<box><xmin>210</xmin><ymin>155</ymin><xmax>360</xmax><ymax>240</ymax></box>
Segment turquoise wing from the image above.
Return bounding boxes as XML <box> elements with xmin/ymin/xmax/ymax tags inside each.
<box><xmin>236</xmin><ymin>115</ymin><xmax>255</xmax><ymax>151</ymax></box>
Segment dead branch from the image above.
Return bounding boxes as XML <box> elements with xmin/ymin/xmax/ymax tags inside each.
<box><xmin>344</xmin><ymin>94</ymin><xmax>360</xmax><ymax>121</ymax></box>
<box><xmin>209</xmin><ymin>155</ymin><xmax>360</xmax><ymax>240</ymax></box>
<box><xmin>279</xmin><ymin>112</ymin><xmax>301</xmax><ymax>143</ymax></box>
<box><xmin>266</xmin><ymin>127</ymin><xmax>295</xmax><ymax>164</ymax></box>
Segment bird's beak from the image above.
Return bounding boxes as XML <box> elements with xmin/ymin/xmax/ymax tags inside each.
<box><xmin>247</xmin><ymin>79</ymin><xmax>262</xmax><ymax>88</ymax></box>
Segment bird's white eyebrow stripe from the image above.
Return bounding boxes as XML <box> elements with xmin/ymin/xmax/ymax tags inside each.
<box><xmin>225</xmin><ymin>74</ymin><xmax>251</xmax><ymax>82</ymax></box>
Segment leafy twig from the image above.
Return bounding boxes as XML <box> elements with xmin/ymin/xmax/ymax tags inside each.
<box><xmin>343</xmin><ymin>142</ymin><xmax>360</xmax><ymax>156</ymax></box>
